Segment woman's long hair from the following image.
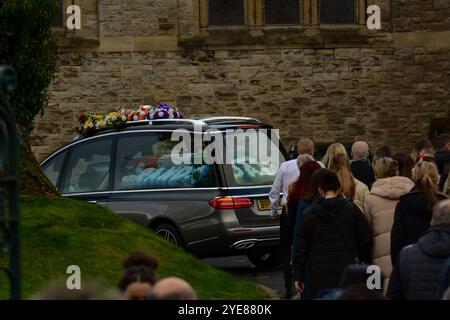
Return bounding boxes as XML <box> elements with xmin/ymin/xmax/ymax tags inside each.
<box><xmin>392</xmin><ymin>152</ymin><xmax>414</xmax><ymax>179</ymax></box>
<box><xmin>328</xmin><ymin>153</ymin><xmax>356</xmax><ymax>200</ymax></box>
<box><xmin>322</xmin><ymin>143</ymin><xmax>348</xmax><ymax>169</ymax></box>
<box><xmin>302</xmin><ymin>168</ymin><xmax>328</xmax><ymax>202</ymax></box>
<box><xmin>288</xmin><ymin>161</ymin><xmax>322</xmax><ymax>205</ymax></box>
<box><xmin>412</xmin><ymin>161</ymin><xmax>442</xmax><ymax>210</ymax></box>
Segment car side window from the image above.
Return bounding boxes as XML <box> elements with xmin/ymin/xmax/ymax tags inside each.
<box><xmin>62</xmin><ymin>138</ymin><xmax>112</xmax><ymax>194</ymax></box>
<box><xmin>42</xmin><ymin>150</ymin><xmax>67</xmax><ymax>190</ymax></box>
<box><xmin>114</xmin><ymin>132</ymin><xmax>216</xmax><ymax>190</ymax></box>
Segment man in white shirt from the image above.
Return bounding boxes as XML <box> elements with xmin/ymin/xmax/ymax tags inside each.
<box><xmin>269</xmin><ymin>138</ymin><xmax>315</xmax><ymax>299</ymax></box>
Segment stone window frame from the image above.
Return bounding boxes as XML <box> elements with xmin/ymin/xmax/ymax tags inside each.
<box><xmin>198</xmin><ymin>0</ymin><xmax>374</xmax><ymax>31</ymax></box>
<box><xmin>51</xmin><ymin>0</ymin><xmax>76</xmax><ymax>30</ymax></box>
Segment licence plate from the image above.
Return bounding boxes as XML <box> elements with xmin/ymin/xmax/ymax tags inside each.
<box><xmin>257</xmin><ymin>198</ymin><xmax>271</xmax><ymax>211</ymax></box>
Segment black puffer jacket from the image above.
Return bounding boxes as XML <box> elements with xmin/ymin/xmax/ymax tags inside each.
<box><xmin>292</xmin><ymin>196</ymin><xmax>372</xmax><ymax>296</ymax></box>
<box><xmin>390</xmin><ymin>189</ymin><xmax>448</xmax><ymax>264</ymax></box>
<box><xmin>387</xmin><ymin>227</ymin><xmax>450</xmax><ymax>300</ymax></box>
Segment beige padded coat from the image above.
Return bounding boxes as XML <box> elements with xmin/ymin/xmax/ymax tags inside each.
<box><xmin>363</xmin><ymin>176</ymin><xmax>414</xmax><ymax>287</ymax></box>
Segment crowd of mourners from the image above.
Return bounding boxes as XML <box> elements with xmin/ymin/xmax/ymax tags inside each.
<box><xmin>32</xmin><ymin>134</ymin><xmax>450</xmax><ymax>301</ymax></box>
<box><xmin>270</xmin><ymin>133</ymin><xmax>450</xmax><ymax>300</ymax></box>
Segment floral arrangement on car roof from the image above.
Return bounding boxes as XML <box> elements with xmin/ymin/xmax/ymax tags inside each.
<box><xmin>124</xmin><ymin>103</ymin><xmax>183</xmax><ymax>121</ymax></box>
<box><xmin>75</xmin><ymin>103</ymin><xmax>184</xmax><ymax>135</ymax></box>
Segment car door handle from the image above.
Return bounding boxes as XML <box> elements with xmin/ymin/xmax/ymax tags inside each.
<box><xmin>88</xmin><ymin>200</ymin><xmax>98</xmax><ymax>205</ymax></box>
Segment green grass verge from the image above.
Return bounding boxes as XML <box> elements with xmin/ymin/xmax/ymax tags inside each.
<box><xmin>0</xmin><ymin>196</ymin><xmax>267</xmax><ymax>300</ymax></box>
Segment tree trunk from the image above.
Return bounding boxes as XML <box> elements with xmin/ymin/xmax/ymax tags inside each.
<box><xmin>19</xmin><ymin>127</ymin><xmax>59</xmax><ymax>197</ymax></box>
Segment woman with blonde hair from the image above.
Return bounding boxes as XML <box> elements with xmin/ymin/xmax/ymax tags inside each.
<box><xmin>328</xmin><ymin>153</ymin><xmax>368</xmax><ymax>210</ymax></box>
<box><xmin>322</xmin><ymin>143</ymin><xmax>348</xmax><ymax>168</ymax></box>
<box><xmin>363</xmin><ymin>157</ymin><xmax>414</xmax><ymax>290</ymax></box>
<box><xmin>390</xmin><ymin>161</ymin><xmax>448</xmax><ymax>264</ymax></box>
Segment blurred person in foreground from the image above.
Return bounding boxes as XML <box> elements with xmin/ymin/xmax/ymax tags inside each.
<box><xmin>387</xmin><ymin>200</ymin><xmax>450</xmax><ymax>300</ymax></box>
<box><xmin>149</xmin><ymin>277</ymin><xmax>197</xmax><ymax>300</ymax></box>
<box><xmin>33</xmin><ymin>281</ymin><xmax>121</xmax><ymax>300</ymax></box>
<box><xmin>118</xmin><ymin>251</ymin><xmax>159</xmax><ymax>300</ymax></box>
<box><xmin>118</xmin><ymin>266</ymin><xmax>156</xmax><ymax>300</ymax></box>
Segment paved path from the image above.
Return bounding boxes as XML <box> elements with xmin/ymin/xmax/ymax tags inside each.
<box><xmin>203</xmin><ymin>256</ymin><xmax>286</xmax><ymax>298</ymax></box>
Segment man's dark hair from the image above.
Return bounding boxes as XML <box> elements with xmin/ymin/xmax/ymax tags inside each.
<box><xmin>437</xmin><ymin>134</ymin><xmax>450</xmax><ymax>149</ymax></box>
<box><xmin>118</xmin><ymin>266</ymin><xmax>157</xmax><ymax>292</ymax></box>
<box><xmin>123</xmin><ymin>251</ymin><xmax>158</xmax><ymax>270</ymax></box>
<box><xmin>318</xmin><ymin>169</ymin><xmax>341</xmax><ymax>192</ymax></box>
<box><xmin>374</xmin><ymin>145</ymin><xmax>392</xmax><ymax>161</ymax></box>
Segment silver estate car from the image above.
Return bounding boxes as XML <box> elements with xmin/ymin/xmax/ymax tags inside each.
<box><xmin>41</xmin><ymin>117</ymin><xmax>287</xmax><ymax>266</ymax></box>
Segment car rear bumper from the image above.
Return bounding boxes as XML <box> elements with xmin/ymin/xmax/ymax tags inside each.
<box><xmin>229</xmin><ymin>237</ymin><xmax>279</xmax><ymax>250</ymax></box>
<box><xmin>185</xmin><ymin>224</ymin><xmax>280</xmax><ymax>258</ymax></box>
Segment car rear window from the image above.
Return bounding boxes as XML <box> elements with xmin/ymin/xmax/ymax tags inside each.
<box><xmin>227</xmin><ymin>130</ymin><xmax>285</xmax><ymax>186</ymax></box>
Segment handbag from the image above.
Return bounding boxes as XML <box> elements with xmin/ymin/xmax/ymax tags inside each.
<box><xmin>329</xmin><ymin>209</ymin><xmax>361</xmax><ymax>265</ymax></box>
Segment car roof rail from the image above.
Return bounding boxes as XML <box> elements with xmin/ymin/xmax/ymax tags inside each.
<box><xmin>125</xmin><ymin>119</ymin><xmax>207</xmax><ymax>127</ymax></box>
<box><xmin>195</xmin><ymin>116</ymin><xmax>262</xmax><ymax>124</ymax></box>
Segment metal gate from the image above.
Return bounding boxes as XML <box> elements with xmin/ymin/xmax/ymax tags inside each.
<box><xmin>0</xmin><ymin>65</ymin><xmax>21</xmax><ymax>300</ymax></box>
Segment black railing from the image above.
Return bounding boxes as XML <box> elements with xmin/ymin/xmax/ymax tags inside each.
<box><xmin>0</xmin><ymin>65</ymin><xmax>21</xmax><ymax>300</ymax></box>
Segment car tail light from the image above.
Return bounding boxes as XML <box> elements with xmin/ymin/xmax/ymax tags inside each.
<box><xmin>209</xmin><ymin>197</ymin><xmax>254</xmax><ymax>210</ymax></box>
<box><xmin>237</xmin><ymin>125</ymin><xmax>260</xmax><ymax>129</ymax></box>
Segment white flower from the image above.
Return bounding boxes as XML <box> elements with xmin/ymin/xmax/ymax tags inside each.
<box><xmin>121</xmin><ymin>115</ymin><xmax>127</xmax><ymax>121</ymax></box>
<box><xmin>133</xmin><ymin>115</ymin><xmax>138</xmax><ymax>121</ymax></box>
<box><xmin>158</xmin><ymin>111</ymin><xmax>164</xmax><ymax>118</ymax></box>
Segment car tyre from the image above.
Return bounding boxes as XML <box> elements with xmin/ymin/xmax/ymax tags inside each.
<box><xmin>247</xmin><ymin>249</ymin><xmax>281</xmax><ymax>268</ymax></box>
<box><xmin>154</xmin><ymin>223</ymin><xmax>184</xmax><ymax>247</ymax></box>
